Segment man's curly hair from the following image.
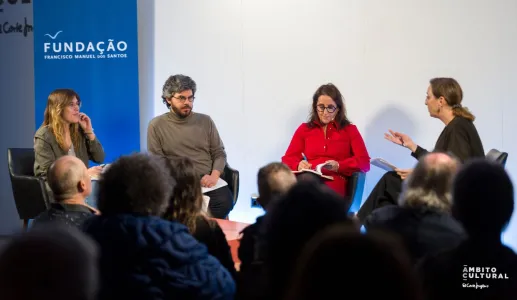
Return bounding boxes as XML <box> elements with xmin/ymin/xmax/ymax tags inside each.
<box><xmin>161</xmin><ymin>74</ymin><xmax>197</xmax><ymax>109</ymax></box>
<box><xmin>97</xmin><ymin>153</ymin><xmax>176</xmax><ymax>216</ymax></box>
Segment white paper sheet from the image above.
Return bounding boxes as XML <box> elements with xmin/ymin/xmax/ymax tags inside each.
<box><xmin>371</xmin><ymin>158</ymin><xmax>397</xmax><ymax>172</ymax></box>
<box><xmin>315</xmin><ymin>162</ymin><xmax>331</xmax><ymax>173</ymax></box>
<box><xmin>201</xmin><ymin>178</ymin><xmax>228</xmax><ymax>193</ymax></box>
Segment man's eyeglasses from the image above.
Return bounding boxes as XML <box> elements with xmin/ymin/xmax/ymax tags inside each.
<box><xmin>173</xmin><ymin>95</ymin><xmax>195</xmax><ymax>103</ymax></box>
<box><xmin>316</xmin><ymin>104</ymin><xmax>337</xmax><ymax>113</ymax></box>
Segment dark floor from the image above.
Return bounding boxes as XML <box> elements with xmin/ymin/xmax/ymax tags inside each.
<box><xmin>0</xmin><ymin>236</ymin><xmax>11</xmax><ymax>251</ymax></box>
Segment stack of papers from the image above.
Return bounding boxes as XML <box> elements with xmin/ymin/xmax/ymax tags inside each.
<box><xmin>371</xmin><ymin>158</ymin><xmax>397</xmax><ymax>171</ymax></box>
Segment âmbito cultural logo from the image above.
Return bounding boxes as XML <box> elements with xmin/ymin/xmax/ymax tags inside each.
<box><xmin>462</xmin><ymin>265</ymin><xmax>509</xmax><ymax>290</ymax></box>
<box><xmin>43</xmin><ymin>30</ymin><xmax>128</xmax><ymax>60</ymax></box>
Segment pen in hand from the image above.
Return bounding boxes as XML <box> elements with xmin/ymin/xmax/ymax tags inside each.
<box><xmin>300</xmin><ymin>152</ymin><xmax>312</xmax><ymax>170</ymax></box>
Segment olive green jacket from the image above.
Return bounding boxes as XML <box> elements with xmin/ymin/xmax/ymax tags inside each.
<box><xmin>34</xmin><ymin>126</ymin><xmax>105</xmax><ymax>180</ymax></box>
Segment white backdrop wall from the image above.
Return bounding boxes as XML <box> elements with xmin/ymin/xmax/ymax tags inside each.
<box><xmin>148</xmin><ymin>0</ymin><xmax>517</xmax><ymax>248</ymax></box>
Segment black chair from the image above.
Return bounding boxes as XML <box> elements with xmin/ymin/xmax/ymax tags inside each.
<box><xmin>7</xmin><ymin>148</ymin><xmax>50</xmax><ymax>229</ymax></box>
<box><xmin>346</xmin><ymin>172</ymin><xmax>366</xmax><ymax>213</ymax></box>
<box><xmin>486</xmin><ymin>148</ymin><xmax>508</xmax><ymax>167</ymax></box>
<box><xmin>222</xmin><ymin>163</ymin><xmax>239</xmax><ymax>206</ymax></box>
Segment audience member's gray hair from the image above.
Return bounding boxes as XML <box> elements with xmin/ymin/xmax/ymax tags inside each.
<box><xmin>161</xmin><ymin>75</ymin><xmax>197</xmax><ymax>108</ymax></box>
<box><xmin>398</xmin><ymin>152</ymin><xmax>460</xmax><ymax>212</ymax></box>
<box><xmin>257</xmin><ymin>162</ymin><xmax>296</xmax><ymax>209</ymax></box>
<box><xmin>0</xmin><ymin>224</ymin><xmax>98</xmax><ymax>300</ymax></box>
<box><xmin>47</xmin><ymin>156</ymin><xmax>87</xmax><ymax>202</ymax></box>
<box><xmin>97</xmin><ymin>153</ymin><xmax>175</xmax><ymax>216</ymax></box>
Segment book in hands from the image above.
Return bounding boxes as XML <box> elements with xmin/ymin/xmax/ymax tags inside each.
<box><xmin>315</xmin><ymin>162</ymin><xmax>331</xmax><ymax>174</ymax></box>
<box><xmin>292</xmin><ymin>162</ymin><xmax>334</xmax><ymax>180</ymax></box>
<box><xmin>371</xmin><ymin>158</ymin><xmax>397</xmax><ymax>172</ymax></box>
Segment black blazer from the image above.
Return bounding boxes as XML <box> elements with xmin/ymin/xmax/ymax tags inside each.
<box><xmin>412</xmin><ymin>116</ymin><xmax>485</xmax><ymax>162</ymax></box>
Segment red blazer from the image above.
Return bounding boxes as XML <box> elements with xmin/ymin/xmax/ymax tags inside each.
<box><xmin>282</xmin><ymin>121</ymin><xmax>370</xmax><ymax>197</ymax></box>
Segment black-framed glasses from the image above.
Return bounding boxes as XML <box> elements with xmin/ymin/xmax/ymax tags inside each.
<box><xmin>172</xmin><ymin>95</ymin><xmax>195</xmax><ymax>103</ymax></box>
<box><xmin>316</xmin><ymin>104</ymin><xmax>337</xmax><ymax>113</ymax></box>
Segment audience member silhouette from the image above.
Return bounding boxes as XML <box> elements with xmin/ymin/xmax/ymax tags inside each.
<box><xmin>0</xmin><ymin>224</ymin><xmax>98</xmax><ymax>300</ymax></box>
<box><xmin>285</xmin><ymin>224</ymin><xmax>422</xmax><ymax>300</ymax></box>
<box><xmin>82</xmin><ymin>153</ymin><xmax>235</xmax><ymax>300</ymax></box>
<box><xmin>418</xmin><ymin>159</ymin><xmax>517</xmax><ymax>299</ymax></box>
<box><xmin>163</xmin><ymin>156</ymin><xmax>236</xmax><ymax>278</ymax></box>
<box><xmin>239</xmin><ymin>162</ymin><xmax>297</xmax><ymax>271</ymax></box>
<box><xmin>237</xmin><ymin>162</ymin><xmax>297</xmax><ymax>300</ymax></box>
<box><xmin>365</xmin><ymin>152</ymin><xmax>466</xmax><ymax>263</ymax></box>
<box><xmin>32</xmin><ymin>155</ymin><xmax>98</xmax><ymax>229</ymax></box>
<box><xmin>263</xmin><ymin>181</ymin><xmax>356</xmax><ymax>299</ymax></box>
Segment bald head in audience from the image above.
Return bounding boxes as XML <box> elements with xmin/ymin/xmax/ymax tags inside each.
<box><xmin>399</xmin><ymin>152</ymin><xmax>460</xmax><ymax>212</ymax></box>
<box><xmin>47</xmin><ymin>155</ymin><xmax>92</xmax><ymax>203</ymax></box>
<box><xmin>257</xmin><ymin>162</ymin><xmax>297</xmax><ymax>210</ymax></box>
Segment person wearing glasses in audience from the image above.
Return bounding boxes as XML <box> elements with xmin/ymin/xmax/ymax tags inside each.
<box><xmin>147</xmin><ymin>74</ymin><xmax>233</xmax><ymax>219</ymax></box>
<box><xmin>34</xmin><ymin>89</ymin><xmax>105</xmax><ymax>201</ymax></box>
<box><xmin>282</xmin><ymin>83</ymin><xmax>371</xmax><ymax>201</ymax></box>
<box><xmin>356</xmin><ymin>77</ymin><xmax>485</xmax><ymax>223</ymax></box>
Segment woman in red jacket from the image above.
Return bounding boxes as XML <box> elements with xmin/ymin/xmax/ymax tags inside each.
<box><xmin>282</xmin><ymin>83</ymin><xmax>370</xmax><ymax>198</ymax></box>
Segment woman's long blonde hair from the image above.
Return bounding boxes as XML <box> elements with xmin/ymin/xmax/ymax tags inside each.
<box><xmin>42</xmin><ymin>89</ymin><xmax>81</xmax><ymax>151</ymax></box>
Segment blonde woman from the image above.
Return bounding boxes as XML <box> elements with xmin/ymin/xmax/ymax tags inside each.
<box><xmin>34</xmin><ymin>89</ymin><xmax>105</xmax><ymax>198</ymax></box>
<box><xmin>357</xmin><ymin>78</ymin><xmax>484</xmax><ymax>223</ymax></box>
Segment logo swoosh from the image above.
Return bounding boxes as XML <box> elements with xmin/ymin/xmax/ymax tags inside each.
<box><xmin>44</xmin><ymin>31</ymin><xmax>62</xmax><ymax>39</ymax></box>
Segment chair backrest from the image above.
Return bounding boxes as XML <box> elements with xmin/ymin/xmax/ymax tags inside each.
<box><xmin>7</xmin><ymin>148</ymin><xmax>50</xmax><ymax>220</ymax></box>
<box><xmin>8</xmin><ymin>148</ymin><xmax>36</xmax><ymax>177</ymax></box>
<box><xmin>223</xmin><ymin>164</ymin><xmax>239</xmax><ymax>205</ymax></box>
<box><xmin>486</xmin><ymin>148</ymin><xmax>508</xmax><ymax>167</ymax></box>
<box><xmin>346</xmin><ymin>172</ymin><xmax>366</xmax><ymax>213</ymax></box>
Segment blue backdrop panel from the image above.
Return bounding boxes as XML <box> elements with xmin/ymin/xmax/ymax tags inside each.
<box><xmin>33</xmin><ymin>0</ymin><xmax>140</xmax><ymax>164</ymax></box>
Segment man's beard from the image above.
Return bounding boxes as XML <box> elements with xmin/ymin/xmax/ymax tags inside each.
<box><xmin>171</xmin><ymin>105</ymin><xmax>192</xmax><ymax>118</ymax></box>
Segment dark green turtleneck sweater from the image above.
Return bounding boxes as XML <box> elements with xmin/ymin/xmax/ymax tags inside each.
<box><xmin>147</xmin><ymin>111</ymin><xmax>227</xmax><ymax>176</ymax></box>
